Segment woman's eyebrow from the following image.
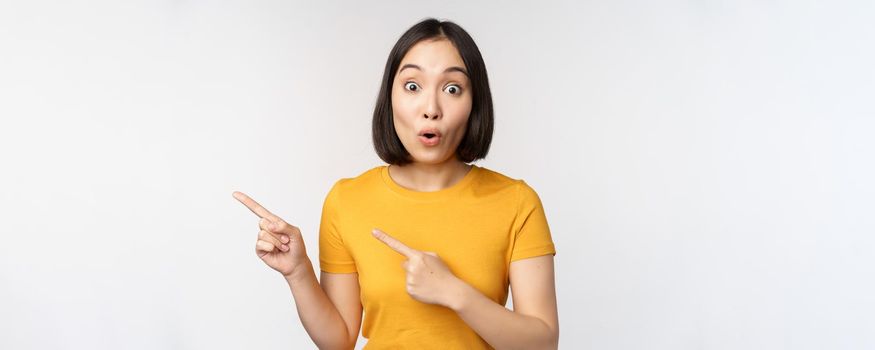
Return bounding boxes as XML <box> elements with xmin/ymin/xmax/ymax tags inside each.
<box><xmin>399</xmin><ymin>64</ymin><xmax>469</xmax><ymax>77</ymax></box>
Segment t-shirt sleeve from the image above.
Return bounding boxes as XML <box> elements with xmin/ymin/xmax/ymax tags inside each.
<box><xmin>318</xmin><ymin>179</ymin><xmax>357</xmax><ymax>273</ymax></box>
<box><xmin>510</xmin><ymin>180</ymin><xmax>557</xmax><ymax>262</ymax></box>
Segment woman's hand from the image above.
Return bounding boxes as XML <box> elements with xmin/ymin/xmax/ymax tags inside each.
<box><xmin>233</xmin><ymin>191</ymin><xmax>309</xmax><ymax>278</ymax></box>
<box><xmin>371</xmin><ymin>228</ymin><xmax>467</xmax><ymax>309</ymax></box>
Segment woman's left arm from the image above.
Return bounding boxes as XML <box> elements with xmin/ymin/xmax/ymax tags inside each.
<box><xmin>449</xmin><ymin>255</ymin><xmax>559</xmax><ymax>350</ymax></box>
<box><xmin>370</xmin><ymin>228</ymin><xmax>558</xmax><ymax>349</ymax></box>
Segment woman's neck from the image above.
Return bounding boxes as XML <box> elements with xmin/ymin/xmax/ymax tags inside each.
<box><xmin>387</xmin><ymin>159</ymin><xmax>473</xmax><ymax>192</ymax></box>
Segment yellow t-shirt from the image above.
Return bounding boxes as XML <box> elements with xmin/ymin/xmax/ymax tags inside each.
<box><xmin>318</xmin><ymin>164</ymin><xmax>556</xmax><ymax>349</ymax></box>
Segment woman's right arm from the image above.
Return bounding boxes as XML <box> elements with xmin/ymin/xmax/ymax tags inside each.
<box><xmin>232</xmin><ymin>191</ymin><xmax>362</xmax><ymax>350</ymax></box>
<box><xmin>284</xmin><ymin>261</ymin><xmax>363</xmax><ymax>350</ymax></box>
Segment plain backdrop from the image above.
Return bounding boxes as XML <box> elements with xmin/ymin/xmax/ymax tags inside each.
<box><xmin>1</xmin><ymin>1</ymin><xmax>873</xmax><ymax>349</ymax></box>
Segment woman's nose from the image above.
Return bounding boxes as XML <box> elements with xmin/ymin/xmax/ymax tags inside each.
<box><xmin>423</xmin><ymin>91</ymin><xmax>441</xmax><ymax>120</ymax></box>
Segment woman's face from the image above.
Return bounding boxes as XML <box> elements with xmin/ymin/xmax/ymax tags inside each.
<box><xmin>391</xmin><ymin>38</ymin><xmax>473</xmax><ymax>165</ymax></box>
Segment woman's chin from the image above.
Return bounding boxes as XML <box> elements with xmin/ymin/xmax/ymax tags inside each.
<box><xmin>408</xmin><ymin>152</ymin><xmax>454</xmax><ymax>165</ymax></box>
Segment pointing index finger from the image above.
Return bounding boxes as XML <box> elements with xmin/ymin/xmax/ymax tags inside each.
<box><xmin>232</xmin><ymin>191</ymin><xmax>279</xmax><ymax>221</ymax></box>
<box><xmin>372</xmin><ymin>228</ymin><xmax>417</xmax><ymax>258</ymax></box>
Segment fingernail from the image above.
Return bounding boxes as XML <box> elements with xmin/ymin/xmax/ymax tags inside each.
<box><xmin>281</xmin><ymin>235</ymin><xmax>289</xmax><ymax>243</ymax></box>
<box><xmin>281</xmin><ymin>244</ymin><xmax>289</xmax><ymax>251</ymax></box>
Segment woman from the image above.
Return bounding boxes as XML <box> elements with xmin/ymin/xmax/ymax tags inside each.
<box><xmin>233</xmin><ymin>18</ymin><xmax>558</xmax><ymax>349</ymax></box>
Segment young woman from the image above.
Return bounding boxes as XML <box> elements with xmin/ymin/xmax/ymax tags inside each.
<box><xmin>233</xmin><ymin>18</ymin><xmax>558</xmax><ymax>349</ymax></box>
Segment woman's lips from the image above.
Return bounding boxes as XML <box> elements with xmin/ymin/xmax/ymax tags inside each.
<box><xmin>419</xmin><ymin>135</ymin><xmax>441</xmax><ymax>146</ymax></box>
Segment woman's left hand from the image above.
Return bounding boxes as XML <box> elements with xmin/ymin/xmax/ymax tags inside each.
<box><xmin>372</xmin><ymin>228</ymin><xmax>467</xmax><ymax>308</ymax></box>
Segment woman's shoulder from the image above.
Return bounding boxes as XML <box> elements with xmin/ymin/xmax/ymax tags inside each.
<box><xmin>323</xmin><ymin>165</ymin><xmax>386</xmax><ymax>197</ymax></box>
<box><xmin>471</xmin><ymin>165</ymin><xmax>542</xmax><ymax>198</ymax></box>
<box><xmin>318</xmin><ymin>166</ymin><xmax>382</xmax><ymax>209</ymax></box>
<box><xmin>475</xmin><ymin>165</ymin><xmax>519</xmax><ymax>185</ymax></box>
<box><xmin>475</xmin><ymin>166</ymin><xmax>547</xmax><ymax>217</ymax></box>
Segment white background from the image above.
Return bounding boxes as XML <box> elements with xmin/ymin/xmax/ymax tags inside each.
<box><xmin>1</xmin><ymin>1</ymin><xmax>873</xmax><ymax>349</ymax></box>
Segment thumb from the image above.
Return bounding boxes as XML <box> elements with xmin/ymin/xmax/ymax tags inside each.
<box><xmin>424</xmin><ymin>251</ymin><xmax>438</xmax><ymax>257</ymax></box>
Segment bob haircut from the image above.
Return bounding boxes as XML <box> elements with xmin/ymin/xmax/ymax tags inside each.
<box><xmin>372</xmin><ymin>18</ymin><xmax>494</xmax><ymax>166</ymax></box>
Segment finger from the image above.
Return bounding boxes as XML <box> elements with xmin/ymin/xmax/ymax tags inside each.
<box><xmin>269</xmin><ymin>220</ymin><xmax>299</xmax><ymax>240</ymax></box>
<box><xmin>256</xmin><ymin>239</ymin><xmax>278</xmax><ymax>255</ymax></box>
<box><xmin>232</xmin><ymin>191</ymin><xmax>279</xmax><ymax>220</ymax></box>
<box><xmin>258</xmin><ymin>230</ymin><xmax>287</xmax><ymax>250</ymax></box>
<box><xmin>260</xmin><ymin>218</ymin><xmax>290</xmax><ymax>243</ymax></box>
<box><xmin>371</xmin><ymin>228</ymin><xmax>418</xmax><ymax>258</ymax></box>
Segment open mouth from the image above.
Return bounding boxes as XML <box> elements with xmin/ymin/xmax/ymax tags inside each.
<box><xmin>418</xmin><ymin>128</ymin><xmax>442</xmax><ymax>146</ymax></box>
<box><xmin>418</xmin><ymin>132</ymin><xmax>441</xmax><ymax>146</ymax></box>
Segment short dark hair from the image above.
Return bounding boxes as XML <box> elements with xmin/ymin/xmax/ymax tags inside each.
<box><xmin>372</xmin><ymin>18</ymin><xmax>494</xmax><ymax>165</ymax></box>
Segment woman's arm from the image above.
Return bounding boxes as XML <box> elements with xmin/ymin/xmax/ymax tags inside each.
<box><xmin>232</xmin><ymin>191</ymin><xmax>361</xmax><ymax>349</ymax></box>
<box><xmin>284</xmin><ymin>260</ymin><xmax>362</xmax><ymax>350</ymax></box>
<box><xmin>449</xmin><ymin>255</ymin><xmax>559</xmax><ymax>350</ymax></box>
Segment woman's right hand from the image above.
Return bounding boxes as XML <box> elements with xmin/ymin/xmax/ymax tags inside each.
<box><xmin>232</xmin><ymin>191</ymin><xmax>309</xmax><ymax>278</ymax></box>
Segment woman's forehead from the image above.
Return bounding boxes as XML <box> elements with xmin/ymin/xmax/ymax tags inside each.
<box><xmin>397</xmin><ymin>39</ymin><xmax>467</xmax><ymax>74</ymax></box>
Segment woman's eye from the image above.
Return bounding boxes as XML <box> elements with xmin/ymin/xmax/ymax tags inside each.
<box><xmin>404</xmin><ymin>82</ymin><xmax>419</xmax><ymax>92</ymax></box>
<box><xmin>444</xmin><ymin>84</ymin><xmax>461</xmax><ymax>95</ymax></box>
